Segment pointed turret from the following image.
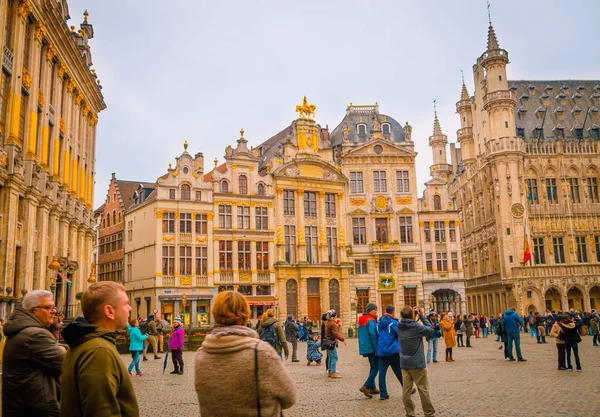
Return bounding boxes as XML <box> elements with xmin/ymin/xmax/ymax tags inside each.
<box><xmin>429</xmin><ymin>106</ymin><xmax>450</xmax><ymax>177</ymax></box>
<box><xmin>487</xmin><ymin>23</ymin><xmax>499</xmax><ymax>51</ymax></box>
<box><xmin>432</xmin><ymin>110</ymin><xmax>443</xmax><ymax>137</ymax></box>
<box><xmin>460</xmin><ymin>82</ymin><xmax>469</xmax><ymax>101</ymax></box>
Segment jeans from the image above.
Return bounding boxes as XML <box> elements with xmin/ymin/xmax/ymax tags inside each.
<box><xmin>507</xmin><ymin>332</ymin><xmax>523</xmax><ymax>360</ymax></box>
<box><xmin>426</xmin><ymin>337</ymin><xmax>438</xmax><ymax>361</ymax></box>
<box><xmin>556</xmin><ymin>343</ymin><xmax>566</xmax><ymax>368</ymax></box>
<box><xmin>329</xmin><ymin>347</ymin><xmax>339</xmax><ymax>373</ymax></box>
<box><xmin>128</xmin><ymin>350</ymin><xmax>141</xmax><ymax>374</ymax></box>
<box><xmin>378</xmin><ymin>353</ymin><xmax>403</xmax><ymax>398</ymax></box>
<box><xmin>171</xmin><ymin>349</ymin><xmax>184</xmax><ymax>372</ymax></box>
<box><xmin>325</xmin><ymin>350</ymin><xmax>331</xmax><ymax>370</ymax></box>
<box><xmin>482</xmin><ymin>327</ymin><xmax>488</xmax><ymax>338</ymax></box>
<box><xmin>456</xmin><ymin>334</ymin><xmax>464</xmax><ymax>346</ymax></box>
<box><xmin>363</xmin><ymin>354</ymin><xmax>379</xmax><ymax>390</ymax></box>
<box><xmin>530</xmin><ymin>324</ymin><xmax>536</xmax><ymax>337</ymax></box>
<box><xmin>593</xmin><ymin>333</ymin><xmax>599</xmax><ymax>345</ymax></box>
<box><xmin>565</xmin><ymin>344</ymin><xmax>581</xmax><ymax>370</ymax></box>
<box><xmin>466</xmin><ymin>335</ymin><xmax>472</xmax><ymax>347</ymax></box>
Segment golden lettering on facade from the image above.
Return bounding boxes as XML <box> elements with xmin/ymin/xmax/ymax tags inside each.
<box><xmin>396</xmin><ymin>197</ymin><xmax>413</xmax><ymax>205</ymax></box>
<box><xmin>350</xmin><ymin>198</ymin><xmax>366</xmax><ymax>206</ymax></box>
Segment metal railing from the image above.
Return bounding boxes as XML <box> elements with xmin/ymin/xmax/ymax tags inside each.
<box><xmin>3</xmin><ymin>46</ymin><xmax>13</xmax><ymax>74</ymax></box>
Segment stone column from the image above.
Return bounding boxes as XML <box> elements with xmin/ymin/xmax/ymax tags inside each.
<box><xmin>277</xmin><ymin>277</ymin><xmax>287</xmax><ymax>323</ymax></box>
<box><xmin>34</xmin><ymin>201</ymin><xmax>51</xmax><ymax>290</ymax></box>
<box><xmin>0</xmin><ymin>186</ymin><xmax>20</xmax><ymax>299</ymax></box>
<box><xmin>340</xmin><ymin>273</ymin><xmax>351</xmax><ymax>334</ymax></box>
<box><xmin>296</xmin><ymin>190</ymin><xmax>306</xmax><ymax>262</ymax></box>
<box><xmin>317</xmin><ymin>191</ymin><xmax>327</xmax><ymax>262</ymax></box>
<box><xmin>191</xmin><ymin>300</ymin><xmax>197</xmax><ymax>327</ymax></box>
<box><xmin>319</xmin><ymin>278</ymin><xmax>329</xmax><ymax>316</ymax></box>
<box><xmin>6</xmin><ymin>6</ymin><xmax>28</xmax><ymax>147</ymax></box>
<box><xmin>16</xmin><ymin>196</ymin><xmax>39</xmax><ymax>294</ymax></box>
<box><xmin>298</xmin><ymin>277</ymin><xmax>308</xmax><ymax>318</ymax></box>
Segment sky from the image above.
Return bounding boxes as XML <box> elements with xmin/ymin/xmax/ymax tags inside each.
<box><xmin>64</xmin><ymin>0</ymin><xmax>600</xmax><ymax>208</ymax></box>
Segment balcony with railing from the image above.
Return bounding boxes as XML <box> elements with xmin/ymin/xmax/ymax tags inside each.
<box><xmin>218</xmin><ymin>271</ymin><xmax>234</xmax><ymax>283</ymax></box>
<box><xmin>195</xmin><ymin>275</ymin><xmax>209</xmax><ymax>286</ymax></box>
<box><xmin>464</xmin><ymin>272</ymin><xmax>502</xmax><ymax>288</ymax></box>
<box><xmin>483</xmin><ymin>90</ymin><xmax>516</xmax><ymax>110</ymax></box>
<box><xmin>257</xmin><ymin>271</ymin><xmax>271</xmax><ymax>282</ymax></box>
<box><xmin>180</xmin><ymin>233</ymin><xmax>192</xmax><ymax>244</ymax></box>
<box><xmin>511</xmin><ymin>263</ymin><xmax>600</xmax><ymax>280</ymax></box>
<box><xmin>370</xmin><ymin>241</ymin><xmax>401</xmax><ymax>253</ymax></box>
<box><xmin>3</xmin><ymin>46</ymin><xmax>13</xmax><ymax>74</ymax></box>
<box><xmin>161</xmin><ymin>276</ymin><xmax>175</xmax><ymax>286</ymax></box>
<box><xmin>457</xmin><ymin>127</ymin><xmax>473</xmax><ymax>141</ymax></box>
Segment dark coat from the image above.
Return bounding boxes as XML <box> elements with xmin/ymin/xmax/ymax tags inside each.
<box><xmin>496</xmin><ymin>318</ymin><xmax>508</xmax><ymax>343</ymax></box>
<box><xmin>2</xmin><ymin>307</ymin><xmax>66</xmax><ymax>417</ymax></box>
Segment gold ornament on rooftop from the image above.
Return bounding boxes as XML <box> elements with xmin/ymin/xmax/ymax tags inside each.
<box><xmin>295</xmin><ymin>96</ymin><xmax>316</xmax><ymax>120</ymax></box>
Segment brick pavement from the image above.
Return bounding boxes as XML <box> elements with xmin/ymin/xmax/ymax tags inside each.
<box><xmin>128</xmin><ymin>332</ymin><xmax>600</xmax><ymax>417</ymax></box>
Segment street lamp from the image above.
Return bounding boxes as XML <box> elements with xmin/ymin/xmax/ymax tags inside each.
<box><xmin>48</xmin><ymin>256</ymin><xmax>61</xmax><ymax>302</ymax></box>
<box><xmin>182</xmin><ymin>293</ymin><xmax>188</xmax><ymax>329</ymax></box>
<box><xmin>87</xmin><ymin>262</ymin><xmax>96</xmax><ymax>283</ymax></box>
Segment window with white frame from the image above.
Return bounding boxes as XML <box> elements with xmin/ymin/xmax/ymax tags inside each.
<box><xmin>354</xmin><ymin>259</ymin><xmax>368</xmax><ymax>274</ymax></box>
<box><xmin>220</xmin><ymin>180</ymin><xmax>229</xmax><ymax>193</ymax></box>
<box><xmin>237</xmin><ymin>206</ymin><xmax>250</xmax><ymax>230</ymax></box>
<box><xmin>238</xmin><ymin>175</ymin><xmax>248</xmax><ymax>194</ymax></box>
<box><xmin>402</xmin><ymin>258</ymin><xmax>415</xmax><ymax>272</ymax></box>
<box><xmin>379</xmin><ymin>258</ymin><xmax>392</xmax><ymax>274</ymax></box>
<box><xmin>327</xmin><ymin>227</ymin><xmax>338</xmax><ymax>264</ymax></box>
<box><xmin>425</xmin><ymin>253</ymin><xmax>433</xmax><ymax>271</ymax></box>
<box><xmin>180</xmin><ymin>246</ymin><xmax>192</xmax><ymax>275</ymax></box>
<box><xmin>256</xmin><ymin>241</ymin><xmax>269</xmax><ymax>270</ymax></box>
<box><xmin>306</xmin><ymin>226</ymin><xmax>318</xmax><ymax>264</ymax></box>
<box><xmin>180</xmin><ymin>213</ymin><xmax>192</xmax><ymax>233</ymax></box>
<box><xmin>350</xmin><ymin>172</ymin><xmax>364</xmax><ymax>194</ymax></box>
<box><xmin>434</xmin><ymin>221</ymin><xmax>445</xmax><ymax>242</ymax></box>
<box><xmin>353</xmin><ymin>217</ymin><xmax>366</xmax><ymax>245</ymax></box>
<box><xmin>219</xmin><ymin>240</ymin><xmax>233</xmax><ymax>270</ymax></box>
<box><xmin>399</xmin><ymin>216</ymin><xmax>413</xmax><ymax>243</ymax></box>
<box><xmin>325</xmin><ymin>193</ymin><xmax>336</xmax><ymax>217</ymax></box>
<box><xmin>436</xmin><ymin>252</ymin><xmax>448</xmax><ymax>271</ymax></box>
<box><xmin>195</xmin><ymin>246</ymin><xmax>207</xmax><ymax>275</ymax></box>
<box><xmin>195</xmin><ymin>213</ymin><xmax>207</xmax><ymax>234</ymax></box>
<box><xmin>218</xmin><ymin>205</ymin><xmax>232</xmax><ymax>229</ymax></box>
<box><xmin>449</xmin><ymin>221</ymin><xmax>456</xmax><ymax>242</ymax></box>
<box><xmin>162</xmin><ymin>246</ymin><xmax>175</xmax><ymax>275</ymax></box>
<box><xmin>284</xmin><ymin>225</ymin><xmax>296</xmax><ymax>263</ymax></box>
<box><xmin>396</xmin><ymin>171</ymin><xmax>410</xmax><ymax>192</ymax></box>
<box><xmin>451</xmin><ymin>252</ymin><xmax>459</xmax><ymax>270</ymax></box>
<box><xmin>357</xmin><ymin>123</ymin><xmax>367</xmax><ymax>136</ymax></box>
<box><xmin>382</xmin><ymin>123</ymin><xmax>391</xmax><ymax>135</ymax></box>
<box><xmin>238</xmin><ymin>241</ymin><xmax>251</xmax><ymax>270</ymax></box>
<box><xmin>180</xmin><ymin>184</ymin><xmax>191</xmax><ymax>200</ymax></box>
<box><xmin>283</xmin><ymin>190</ymin><xmax>295</xmax><ymax>215</ymax></box>
<box><xmin>373</xmin><ymin>171</ymin><xmax>387</xmax><ymax>193</ymax></box>
<box><xmin>304</xmin><ymin>192</ymin><xmax>317</xmax><ymax>217</ymax></box>
<box><xmin>255</xmin><ymin>206</ymin><xmax>268</xmax><ymax>230</ymax></box>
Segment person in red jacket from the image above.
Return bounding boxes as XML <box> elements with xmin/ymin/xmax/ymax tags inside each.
<box><xmin>357</xmin><ymin>303</ymin><xmax>378</xmax><ymax>397</ymax></box>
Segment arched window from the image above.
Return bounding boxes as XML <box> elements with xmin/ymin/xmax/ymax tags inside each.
<box><xmin>433</xmin><ymin>195</ymin><xmax>442</xmax><ymax>210</ymax></box>
<box><xmin>106</xmin><ymin>214</ymin><xmax>110</xmax><ymax>227</ymax></box>
<box><xmin>220</xmin><ymin>180</ymin><xmax>229</xmax><ymax>193</ymax></box>
<box><xmin>239</xmin><ymin>175</ymin><xmax>248</xmax><ymax>194</ymax></box>
<box><xmin>381</xmin><ymin>123</ymin><xmax>391</xmax><ymax>135</ymax></box>
<box><xmin>180</xmin><ymin>184</ymin><xmax>191</xmax><ymax>200</ymax></box>
<box><xmin>286</xmin><ymin>279</ymin><xmax>298</xmax><ymax>318</ymax></box>
<box><xmin>118</xmin><ymin>212</ymin><xmax>121</xmax><ymax>223</ymax></box>
<box><xmin>112</xmin><ymin>210</ymin><xmax>117</xmax><ymax>225</ymax></box>
<box><xmin>357</xmin><ymin>123</ymin><xmax>367</xmax><ymax>136</ymax></box>
<box><xmin>257</xmin><ymin>183</ymin><xmax>265</xmax><ymax>196</ymax></box>
<box><xmin>329</xmin><ymin>279</ymin><xmax>340</xmax><ymax>313</ymax></box>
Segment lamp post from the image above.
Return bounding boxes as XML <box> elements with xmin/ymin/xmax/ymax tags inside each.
<box><xmin>48</xmin><ymin>256</ymin><xmax>61</xmax><ymax>302</ymax></box>
<box><xmin>182</xmin><ymin>293</ymin><xmax>188</xmax><ymax>329</ymax></box>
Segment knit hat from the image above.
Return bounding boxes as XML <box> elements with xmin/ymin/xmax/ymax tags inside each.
<box><xmin>174</xmin><ymin>317</ymin><xmax>182</xmax><ymax>325</ymax></box>
<box><xmin>326</xmin><ymin>309</ymin><xmax>337</xmax><ymax>319</ymax></box>
<box><xmin>366</xmin><ymin>303</ymin><xmax>378</xmax><ymax>313</ymax></box>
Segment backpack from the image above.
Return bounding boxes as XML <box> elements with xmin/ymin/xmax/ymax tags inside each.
<box><xmin>260</xmin><ymin>324</ymin><xmax>279</xmax><ymax>348</ymax></box>
<box><xmin>139</xmin><ymin>320</ymin><xmax>149</xmax><ymax>335</ymax></box>
<box><xmin>460</xmin><ymin>322</ymin><xmax>467</xmax><ymax>333</ymax></box>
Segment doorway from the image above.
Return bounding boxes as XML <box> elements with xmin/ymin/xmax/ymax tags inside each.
<box><xmin>380</xmin><ymin>293</ymin><xmax>394</xmax><ymax>311</ymax></box>
<box><xmin>307</xmin><ymin>278</ymin><xmax>321</xmax><ymax>323</ymax></box>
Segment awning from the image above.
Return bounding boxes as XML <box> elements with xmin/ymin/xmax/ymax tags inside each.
<box><xmin>246</xmin><ymin>296</ymin><xmax>278</xmax><ymax>306</ymax></box>
<box><xmin>158</xmin><ymin>294</ymin><xmax>213</xmax><ymax>301</ymax></box>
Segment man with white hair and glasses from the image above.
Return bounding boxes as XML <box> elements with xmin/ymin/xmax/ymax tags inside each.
<box><xmin>1</xmin><ymin>290</ymin><xmax>66</xmax><ymax>416</ymax></box>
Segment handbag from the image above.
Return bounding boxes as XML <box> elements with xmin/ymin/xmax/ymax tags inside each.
<box><xmin>321</xmin><ymin>338</ymin><xmax>336</xmax><ymax>350</ymax></box>
<box><xmin>255</xmin><ymin>343</ymin><xmax>284</xmax><ymax>417</ymax></box>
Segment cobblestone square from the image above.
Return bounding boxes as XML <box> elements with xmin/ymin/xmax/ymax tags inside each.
<box><xmin>127</xmin><ymin>334</ymin><xmax>600</xmax><ymax>417</ymax></box>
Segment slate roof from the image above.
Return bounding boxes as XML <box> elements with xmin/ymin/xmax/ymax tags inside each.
<box><xmin>509</xmin><ymin>80</ymin><xmax>600</xmax><ymax>140</ymax></box>
<box><xmin>330</xmin><ymin>106</ymin><xmax>405</xmax><ymax>146</ymax></box>
<box><xmin>257</xmin><ymin>124</ymin><xmax>294</xmax><ymax>165</ymax></box>
<box><xmin>116</xmin><ymin>180</ymin><xmax>156</xmax><ymax>210</ymax></box>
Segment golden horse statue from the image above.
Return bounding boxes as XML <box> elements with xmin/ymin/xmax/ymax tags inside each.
<box><xmin>295</xmin><ymin>96</ymin><xmax>316</xmax><ymax>120</ymax></box>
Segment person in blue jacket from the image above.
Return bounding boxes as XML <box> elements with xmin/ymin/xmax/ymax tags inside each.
<box><xmin>377</xmin><ymin>305</ymin><xmax>414</xmax><ymax>400</ymax></box>
<box><xmin>357</xmin><ymin>302</ymin><xmax>378</xmax><ymax>398</ymax></box>
<box><xmin>503</xmin><ymin>308</ymin><xmax>527</xmax><ymax>362</ymax></box>
<box><xmin>127</xmin><ymin>318</ymin><xmax>147</xmax><ymax>376</ymax></box>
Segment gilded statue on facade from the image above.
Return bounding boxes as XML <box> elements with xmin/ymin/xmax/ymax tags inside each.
<box><xmin>295</xmin><ymin>96</ymin><xmax>316</xmax><ymax>120</ymax></box>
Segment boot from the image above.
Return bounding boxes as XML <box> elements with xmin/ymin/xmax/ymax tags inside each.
<box><xmin>445</xmin><ymin>357</ymin><xmax>451</xmax><ymax>362</ymax></box>
<box><xmin>450</xmin><ymin>355</ymin><xmax>455</xmax><ymax>362</ymax></box>
<box><xmin>170</xmin><ymin>365</ymin><xmax>179</xmax><ymax>375</ymax></box>
<box><xmin>178</xmin><ymin>363</ymin><xmax>184</xmax><ymax>375</ymax></box>
<box><xmin>154</xmin><ymin>355</ymin><xmax>162</xmax><ymax>359</ymax></box>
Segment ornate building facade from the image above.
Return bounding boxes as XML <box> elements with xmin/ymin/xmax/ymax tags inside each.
<box><xmin>0</xmin><ymin>1</ymin><xmax>104</xmax><ymax>318</ymax></box>
<box><xmin>448</xmin><ymin>23</ymin><xmax>600</xmax><ymax>315</ymax></box>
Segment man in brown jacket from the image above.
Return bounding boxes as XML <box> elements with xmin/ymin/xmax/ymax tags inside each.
<box><xmin>324</xmin><ymin>309</ymin><xmax>346</xmax><ymax>378</ymax></box>
<box><xmin>549</xmin><ymin>314</ymin><xmax>567</xmax><ymax>370</ymax></box>
<box><xmin>2</xmin><ymin>290</ymin><xmax>66</xmax><ymax>417</ymax></box>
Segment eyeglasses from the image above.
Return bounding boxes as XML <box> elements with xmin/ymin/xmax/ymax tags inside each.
<box><xmin>33</xmin><ymin>306</ymin><xmax>57</xmax><ymax>312</ymax></box>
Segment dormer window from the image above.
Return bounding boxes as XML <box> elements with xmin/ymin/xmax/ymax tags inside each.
<box><xmin>381</xmin><ymin>123</ymin><xmax>391</xmax><ymax>135</ymax></box>
<box><xmin>433</xmin><ymin>195</ymin><xmax>442</xmax><ymax>210</ymax></box>
<box><xmin>180</xmin><ymin>184</ymin><xmax>191</xmax><ymax>200</ymax></box>
<box><xmin>257</xmin><ymin>183</ymin><xmax>265</xmax><ymax>196</ymax></box>
<box><xmin>220</xmin><ymin>180</ymin><xmax>229</xmax><ymax>193</ymax></box>
<box><xmin>238</xmin><ymin>175</ymin><xmax>248</xmax><ymax>194</ymax></box>
<box><xmin>516</xmin><ymin>127</ymin><xmax>525</xmax><ymax>138</ymax></box>
<box><xmin>590</xmin><ymin>127</ymin><xmax>600</xmax><ymax>140</ymax></box>
<box><xmin>357</xmin><ymin>123</ymin><xmax>367</xmax><ymax>137</ymax></box>
<box><xmin>554</xmin><ymin>127</ymin><xmax>565</xmax><ymax>140</ymax></box>
<box><xmin>574</xmin><ymin>128</ymin><xmax>583</xmax><ymax>140</ymax></box>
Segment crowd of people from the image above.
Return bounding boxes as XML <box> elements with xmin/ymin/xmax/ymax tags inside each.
<box><xmin>1</xmin><ymin>283</ymin><xmax>598</xmax><ymax>416</ymax></box>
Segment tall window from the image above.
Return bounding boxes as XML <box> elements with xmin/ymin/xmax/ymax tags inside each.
<box><xmin>219</xmin><ymin>240</ymin><xmax>233</xmax><ymax>270</ymax></box>
<box><xmin>404</xmin><ymin>287</ymin><xmax>417</xmax><ymax>308</ymax></box>
<box><xmin>434</xmin><ymin>221</ymin><xmax>445</xmax><ymax>242</ymax></box>
<box><xmin>238</xmin><ymin>241</ymin><xmax>251</xmax><ymax>270</ymax></box>
<box><xmin>373</xmin><ymin>171</ymin><xmax>387</xmax><ymax>193</ymax></box>
<box><xmin>552</xmin><ymin>237</ymin><xmax>565</xmax><ymax>264</ymax></box>
<box><xmin>353</xmin><ymin>218</ymin><xmax>366</xmax><ymax>245</ymax></box>
<box><xmin>350</xmin><ymin>172</ymin><xmax>364</xmax><ymax>194</ymax></box>
<box><xmin>354</xmin><ymin>259</ymin><xmax>368</xmax><ymax>274</ymax></box>
<box><xmin>256</xmin><ymin>241</ymin><xmax>269</xmax><ymax>270</ymax></box>
<box><xmin>576</xmin><ymin>236</ymin><xmax>588</xmax><ymax>263</ymax></box>
<box><xmin>195</xmin><ymin>246</ymin><xmax>207</xmax><ymax>275</ymax></box>
<box><xmin>255</xmin><ymin>207</ymin><xmax>268</xmax><ymax>230</ymax></box>
<box><xmin>533</xmin><ymin>238</ymin><xmax>546</xmax><ymax>265</ymax></box>
<box><xmin>304</xmin><ymin>192</ymin><xmax>317</xmax><ymax>217</ymax></box>
<box><xmin>451</xmin><ymin>252</ymin><xmax>459</xmax><ymax>270</ymax></box>
<box><xmin>195</xmin><ymin>191</ymin><xmax>201</xmax><ymax>201</ymax></box>
<box><xmin>356</xmin><ymin>289</ymin><xmax>369</xmax><ymax>315</ymax></box>
<box><xmin>425</xmin><ymin>253</ymin><xmax>433</xmax><ymax>271</ymax></box>
<box><xmin>595</xmin><ymin>236</ymin><xmax>600</xmax><ymax>262</ymax></box>
<box><xmin>568</xmin><ymin>178</ymin><xmax>581</xmax><ymax>204</ymax></box>
<box><xmin>238</xmin><ymin>175</ymin><xmax>248</xmax><ymax>194</ymax></box>
<box><xmin>180</xmin><ymin>246</ymin><xmax>192</xmax><ymax>275</ymax></box>
<box><xmin>0</xmin><ymin>71</ymin><xmax>10</xmax><ymax>134</ymax></box>
<box><xmin>284</xmin><ymin>226</ymin><xmax>296</xmax><ymax>263</ymax></box>
<box><xmin>218</xmin><ymin>205</ymin><xmax>232</xmax><ymax>229</ymax></box>
<box><xmin>306</xmin><ymin>226</ymin><xmax>318</xmax><ymax>264</ymax></box>
<box><xmin>329</xmin><ymin>280</ymin><xmax>340</xmax><ymax>313</ymax></box>
<box><xmin>526</xmin><ymin>179</ymin><xmax>539</xmax><ymax>204</ymax></box>
<box><xmin>424</xmin><ymin>222</ymin><xmax>431</xmax><ymax>242</ymax></box>
<box><xmin>162</xmin><ymin>246</ymin><xmax>175</xmax><ymax>275</ymax></box>
<box><xmin>195</xmin><ymin>214</ymin><xmax>207</xmax><ymax>234</ymax></box>
<box><xmin>180</xmin><ymin>184</ymin><xmax>191</xmax><ymax>200</ymax></box>
<box><xmin>286</xmin><ymin>280</ymin><xmax>298</xmax><ymax>318</ymax></box>
<box><xmin>436</xmin><ymin>253</ymin><xmax>448</xmax><ymax>271</ymax></box>
<box><xmin>449</xmin><ymin>221</ymin><xmax>456</xmax><ymax>242</ymax></box>
<box><xmin>220</xmin><ymin>180</ymin><xmax>229</xmax><ymax>193</ymax></box>
<box><xmin>180</xmin><ymin>213</ymin><xmax>192</xmax><ymax>233</ymax></box>
<box><xmin>375</xmin><ymin>218</ymin><xmax>388</xmax><ymax>243</ymax></box>
<box><xmin>379</xmin><ymin>258</ymin><xmax>392</xmax><ymax>274</ymax></box>
<box><xmin>433</xmin><ymin>195</ymin><xmax>442</xmax><ymax>210</ymax></box>
<box><xmin>587</xmin><ymin>177</ymin><xmax>599</xmax><ymax>203</ymax></box>
<box><xmin>402</xmin><ymin>258</ymin><xmax>415</xmax><ymax>272</ymax></box>
<box><xmin>162</xmin><ymin>212</ymin><xmax>175</xmax><ymax>233</ymax></box>
<box><xmin>237</xmin><ymin>206</ymin><xmax>250</xmax><ymax>230</ymax></box>
<box><xmin>169</xmin><ymin>189</ymin><xmax>176</xmax><ymax>199</ymax></box>
<box><xmin>327</xmin><ymin>227</ymin><xmax>338</xmax><ymax>264</ymax></box>
<box><xmin>283</xmin><ymin>190</ymin><xmax>295</xmax><ymax>215</ymax></box>
<box><xmin>546</xmin><ymin>178</ymin><xmax>558</xmax><ymax>203</ymax></box>
<box><xmin>399</xmin><ymin>216</ymin><xmax>413</xmax><ymax>243</ymax></box>
<box><xmin>325</xmin><ymin>193</ymin><xmax>336</xmax><ymax>217</ymax></box>
<box><xmin>396</xmin><ymin>171</ymin><xmax>410</xmax><ymax>192</ymax></box>
<box><xmin>382</xmin><ymin>123</ymin><xmax>391</xmax><ymax>135</ymax></box>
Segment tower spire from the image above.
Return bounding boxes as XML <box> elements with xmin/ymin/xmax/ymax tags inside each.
<box><xmin>487</xmin><ymin>22</ymin><xmax>499</xmax><ymax>51</ymax></box>
<box><xmin>433</xmin><ymin>99</ymin><xmax>443</xmax><ymax>136</ymax></box>
<box><xmin>460</xmin><ymin>71</ymin><xmax>470</xmax><ymax>101</ymax></box>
